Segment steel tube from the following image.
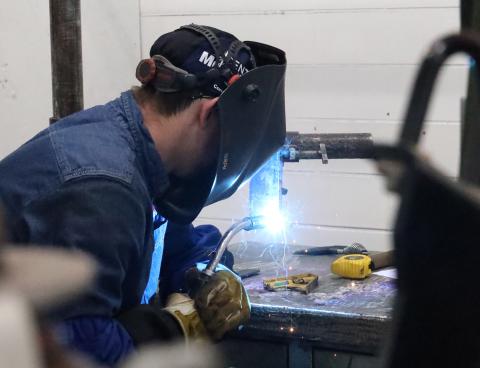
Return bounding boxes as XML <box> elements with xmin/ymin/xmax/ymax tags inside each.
<box><xmin>49</xmin><ymin>0</ymin><xmax>83</xmax><ymax>123</ymax></box>
<box><xmin>282</xmin><ymin>132</ymin><xmax>374</xmax><ymax>162</ymax></box>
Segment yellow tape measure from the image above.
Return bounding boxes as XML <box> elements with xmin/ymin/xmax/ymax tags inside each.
<box><xmin>331</xmin><ymin>254</ymin><xmax>372</xmax><ymax>279</ymax></box>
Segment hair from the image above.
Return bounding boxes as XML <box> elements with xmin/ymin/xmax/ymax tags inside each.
<box><xmin>132</xmin><ymin>84</ymin><xmax>196</xmax><ymax>117</ymax></box>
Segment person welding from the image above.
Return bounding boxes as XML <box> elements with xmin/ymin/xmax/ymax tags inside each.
<box><xmin>0</xmin><ymin>24</ymin><xmax>286</xmax><ymax>365</ymax></box>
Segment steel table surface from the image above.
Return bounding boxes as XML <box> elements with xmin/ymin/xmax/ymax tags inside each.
<box><xmin>229</xmin><ymin>241</ymin><xmax>396</xmax><ymax>354</ymax></box>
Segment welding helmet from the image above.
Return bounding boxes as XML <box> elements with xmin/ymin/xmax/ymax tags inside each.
<box><xmin>137</xmin><ymin>24</ymin><xmax>287</xmax><ymax>223</ymax></box>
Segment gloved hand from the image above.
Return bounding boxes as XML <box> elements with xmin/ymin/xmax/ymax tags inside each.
<box><xmin>162</xmin><ymin>293</ymin><xmax>209</xmax><ymax>343</ymax></box>
<box><xmin>186</xmin><ymin>268</ymin><xmax>251</xmax><ymax>340</ymax></box>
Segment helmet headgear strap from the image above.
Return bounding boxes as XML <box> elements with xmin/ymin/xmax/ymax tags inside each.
<box><xmin>136</xmin><ymin>24</ymin><xmax>254</xmax><ymax>96</ymax></box>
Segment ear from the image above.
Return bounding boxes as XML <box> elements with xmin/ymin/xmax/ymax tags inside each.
<box><xmin>198</xmin><ymin>97</ymin><xmax>219</xmax><ymax>129</ymax></box>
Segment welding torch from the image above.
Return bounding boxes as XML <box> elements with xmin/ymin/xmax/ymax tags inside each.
<box><xmin>186</xmin><ymin>216</ymin><xmax>266</xmax><ymax>297</ymax></box>
<box><xmin>204</xmin><ymin>216</ymin><xmax>265</xmax><ymax>276</ymax></box>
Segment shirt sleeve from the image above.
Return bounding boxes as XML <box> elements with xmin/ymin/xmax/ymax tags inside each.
<box><xmin>58</xmin><ymin>316</ymin><xmax>134</xmax><ymax>366</ymax></box>
<box><xmin>16</xmin><ymin>177</ymin><xmax>152</xmax><ymax>365</ymax></box>
<box><xmin>20</xmin><ymin>177</ymin><xmax>148</xmax><ymax>318</ymax></box>
<box><xmin>58</xmin><ymin>312</ymin><xmax>183</xmax><ymax>366</ymax></box>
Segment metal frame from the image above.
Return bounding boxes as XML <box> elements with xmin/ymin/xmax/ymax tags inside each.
<box><xmin>460</xmin><ymin>0</ymin><xmax>480</xmax><ymax>184</ymax></box>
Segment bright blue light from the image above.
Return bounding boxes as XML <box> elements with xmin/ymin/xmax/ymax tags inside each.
<box><xmin>249</xmin><ymin>151</ymin><xmax>287</xmax><ymax>235</ymax></box>
<box><xmin>257</xmin><ymin>199</ymin><xmax>287</xmax><ymax>234</ymax></box>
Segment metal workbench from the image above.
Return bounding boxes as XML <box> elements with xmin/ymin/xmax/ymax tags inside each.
<box><xmin>219</xmin><ymin>241</ymin><xmax>396</xmax><ymax>368</ymax></box>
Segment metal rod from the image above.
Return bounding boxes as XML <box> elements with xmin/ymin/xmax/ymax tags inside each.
<box><xmin>282</xmin><ymin>132</ymin><xmax>374</xmax><ymax>162</ymax></box>
<box><xmin>49</xmin><ymin>0</ymin><xmax>83</xmax><ymax>124</ymax></box>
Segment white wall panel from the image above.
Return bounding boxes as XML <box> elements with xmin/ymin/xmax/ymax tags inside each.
<box><xmin>1</xmin><ymin>1</ymin><xmax>463</xmax><ymax>253</ymax></box>
<box><xmin>168</xmin><ymin>1</ymin><xmax>465</xmax><ymax>251</ymax></box>
<box><xmin>82</xmin><ymin>0</ymin><xmax>141</xmax><ymax>107</ymax></box>
<box><xmin>140</xmin><ymin>8</ymin><xmax>462</xmax><ymax>65</ymax></box>
<box><xmin>195</xmin><ymin>171</ymin><xmax>398</xmax><ymax>251</ymax></box>
<box><xmin>286</xmin><ymin>65</ymin><xmax>467</xmax><ymax>122</ymax></box>
<box><xmin>283</xmin><ymin>171</ymin><xmax>397</xmax><ymax>229</ymax></box>
<box><xmin>0</xmin><ymin>1</ymin><xmax>142</xmax><ymax>159</ymax></box>
<box><xmin>0</xmin><ymin>0</ymin><xmax>51</xmax><ymax>159</ymax></box>
<box><xmin>141</xmin><ymin>0</ymin><xmax>457</xmax><ymax>15</ymax></box>
<box><xmin>195</xmin><ymin>217</ymin><xmax>394</xmax><ymax>252</ymax></box>
<box><xmin>197</xmin><ymin>170</ymin><xmax>398</xmax><ymax>230</ymax></box>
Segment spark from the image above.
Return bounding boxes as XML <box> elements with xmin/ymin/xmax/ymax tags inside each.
<box><xmin>257</xmin><ymin>199</ymin><xmax>287</xmax><ymax>235</ymax></box>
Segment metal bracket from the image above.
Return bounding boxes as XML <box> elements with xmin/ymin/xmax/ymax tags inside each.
<box><xmin>320</xmin><ymin>143</ymin><xmax>328</xmax><ymax>164</ymax></box>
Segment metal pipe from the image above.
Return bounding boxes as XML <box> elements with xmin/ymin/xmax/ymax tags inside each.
<box><xmin>49</xmin><ymin>0</ymin><xmax>83</xmax><ymax>123</ymax></box>
<box><xmin>281</xmin><ymin>132</ymin><xmax>374</xmax><ymax>163</ymax></box>
<box><xmin>204</xmin><ymin>217</ymin><xmax>265</xmax><ymax>276</ymax></box>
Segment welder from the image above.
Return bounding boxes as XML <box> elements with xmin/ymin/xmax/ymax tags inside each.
<box><xmin>0</xmin><ymin>24</ymin><xmax>286</xmax><ymax>365</ymax></box>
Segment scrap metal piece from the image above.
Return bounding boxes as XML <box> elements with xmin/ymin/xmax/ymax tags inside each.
<box><xmin>263</xmin><ymin>273</ymin><xmax>319</xmax><ymax>294</ymax></box>
<box><xmin>236</xmin><ymin>268</ymin><xmax>261</xmax><ymax>279</ymax></box>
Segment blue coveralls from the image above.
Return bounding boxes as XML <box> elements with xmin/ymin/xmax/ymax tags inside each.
<box><xmin>0</xmin><ymin>91</ymin><xmax>222</xmax><ymax>365</ymax></box>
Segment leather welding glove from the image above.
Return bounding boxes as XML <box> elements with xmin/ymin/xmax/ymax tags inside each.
<box><xmin>118</xmin><ymin>293</ymin><xmax>208</xmax><ymax>347</ymax></box>
<box><xmin>162</xmin><ymin>293</ymin><xmax>209</xmax><ymax>343</ymax></box>
<box><xmin>186</xmin><ymin>268</ymin><xmax>251</xmax><ymax>340</ymax></box>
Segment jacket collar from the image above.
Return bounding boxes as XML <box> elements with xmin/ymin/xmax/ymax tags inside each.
<box><xmin>120</xmin><ymin>90</ymin><xmax>170</xmax><ymax>199</ymax></box>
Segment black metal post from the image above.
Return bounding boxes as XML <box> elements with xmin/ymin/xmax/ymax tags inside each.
<box><xmin>49</xmin><ymin>0</ymin><xmax>83</xmax><ymax>124</ymax></box>
<box><xmin>460</xmin><ymin>1</ymin><xmax>480</xmax><ymax>184</ymax></box>
<box><xmin>461</xmin><ymin>0</ymin><xmax>475</xmax><ymax>29</ymax></box>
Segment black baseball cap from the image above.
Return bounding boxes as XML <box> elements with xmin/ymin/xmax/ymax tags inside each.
<box><xmin>149</xmin><ymin>25</ymin><xmax>256</xmax><ymax>97</ymax></box>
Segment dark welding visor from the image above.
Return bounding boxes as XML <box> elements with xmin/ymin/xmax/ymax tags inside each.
<box><xmin>155</xmin><ymin>42</ymin><xmax>286</xmax><ymax>223</ymax></box>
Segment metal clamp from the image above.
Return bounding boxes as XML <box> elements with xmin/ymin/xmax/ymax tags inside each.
<box><xmin>319</xmin><ymin>143</ymin><xmax>328</xmax><ymax>164</ymax></box>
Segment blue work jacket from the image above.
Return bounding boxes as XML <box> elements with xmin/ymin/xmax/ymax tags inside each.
<box><xmin>0</xmin><ymin>91</ymin><xmax>222</xmax><ymax>365</ymax></box>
